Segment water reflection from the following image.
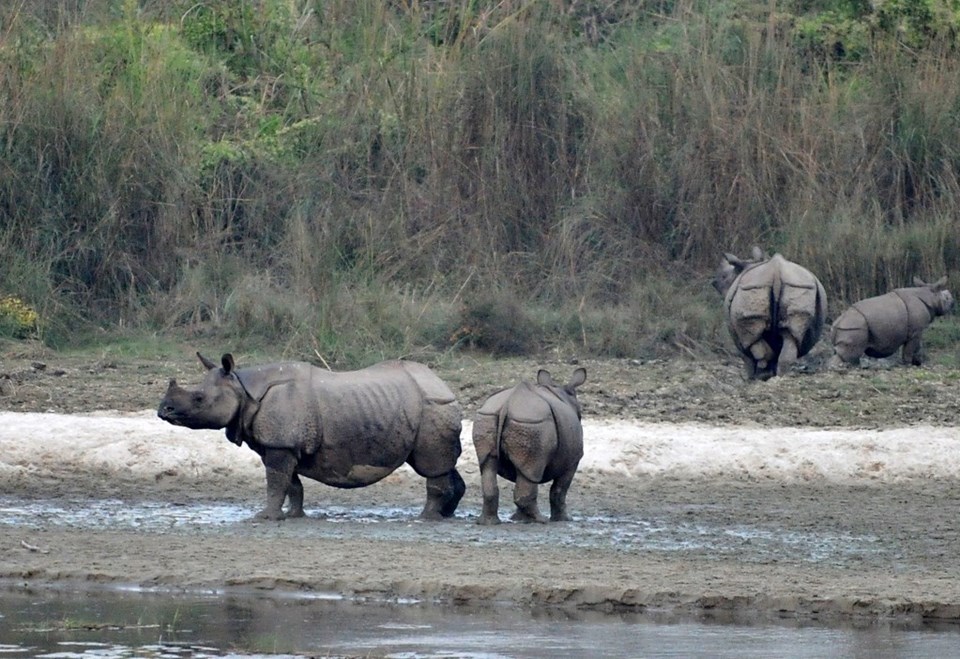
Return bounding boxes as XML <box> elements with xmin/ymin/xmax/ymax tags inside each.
<box><xmin>1</xmin><ymin>587</ymin><xmax>958</xmax><ymax>658</ymax></box>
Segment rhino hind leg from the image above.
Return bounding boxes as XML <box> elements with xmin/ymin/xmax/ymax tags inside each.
<box><xmin>511</xmin><ymin>475</ymin><xmax>547</xmax><ymax>523</ymax></box>
<box><xmin>548</xmin><ymin>469</ymin><xmax>577</xmax><ymax>522</ymax></box>
<box><xmin>776</xmin><ymin>333</ymin><xmax>799</xmax><ymax>377</ymax></box>
<box><xmin>421</xmin><ymin>469</ymin><xmax>465</xmax><ymax>520</ymax></box>
<box><xmin>477</xmin><ymin>455</ymin><xmax>502</xmax><ymax>525</ymax></box>
<box><xmin>285</xmin><ymin>474</ymin><xmax>305</xmax><ymax>518</ymax></box>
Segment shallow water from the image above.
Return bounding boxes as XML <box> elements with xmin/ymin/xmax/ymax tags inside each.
<box><xmin>0</xmin><ymin>497</ymin><xmax>884</xmax><ymax>566</ymax></box>
<box><xmin>1</xmin><ymin>587</ymin><xmax>959</xmax><ymax>658</ymax></box>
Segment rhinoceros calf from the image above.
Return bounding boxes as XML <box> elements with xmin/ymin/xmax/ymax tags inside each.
<box><xmin>471</xmin><ymin>368</ymin><xmax>587</xmax><ymax>525</ymax></box>
<box><xmin>830</xmin><ymin>277</ymin><xmax>953</xmax><ymax>367</ymax></box>
<box><xmin>713</xmin><ymin>247</ymin><xmax>827</xmax><ymax>380</ymax></box>
<box><xmin>158</xmin><ymin>353</ymin><xmax>465</xmax><ymax>521</ymax></box>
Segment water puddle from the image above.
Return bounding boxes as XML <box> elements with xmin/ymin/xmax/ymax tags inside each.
<box><xmin>1</xmin><ymin>587</ymin><xmax>958</xmax><ymax>658</ymax></box>
<box><xmin>0</xmin><ymin>497</ymin><xmax>883</xmax><ymax>565</ymax></box>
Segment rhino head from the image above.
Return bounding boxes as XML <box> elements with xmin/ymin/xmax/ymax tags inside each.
<box><xmin>157</xmin><ymin>352</ymin><xmax>246</xmax><ymax>431</ymax></box>
<box><xmin>913</xmin><ymin>276</ymin><xmax>954</xmax><ymax>316</ymax></box>
<box><xmin>536</xmin><ymin>367</ymin><xmax>587</xmax><ymax>419</ymax></box>
<box><xmin>712</xmin><ymin>246</ymin><xmax>769</xmax><ymax>296</ymax></box>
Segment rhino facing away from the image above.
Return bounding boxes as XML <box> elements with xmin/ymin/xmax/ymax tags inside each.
<box><xmin>158</xmin><ymin>353</ymin><xmax>465</xmax><ymax>521</ymax></box>
<box><xmin>830</xmin><ymin>277</ymin><xmax>953</xmax><ymax>367</ymax></box>
<box><xmin>713</xmin><ymin>248</ymin><xmax>827</xmax><ymax>380</ymax></box>
<box><xmin>471</xmin><ymin>368</ymin><xmax>587</xmax><ymax>525</ymax></box>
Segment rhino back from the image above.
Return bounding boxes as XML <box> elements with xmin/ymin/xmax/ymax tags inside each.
<box><xmin>311</xmin><ymin>362</ymin><xmax>426</xmax><ymax>458</ymax></box>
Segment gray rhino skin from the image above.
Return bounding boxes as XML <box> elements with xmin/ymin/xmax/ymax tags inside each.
<box><xmin>713</xmin><ymin>247</ymin><xmax>827</xmax><ymax>379</ymax></box>
<box><xmin>158</xmin><ymin>353</ymin><xmax>465</xmax><ymax>521</ymax></box>
<box><xmin>472</xmin><ymin>368</ymin><xmax>587</xmax><ymax>525</ymax></box>
<box><xmin>830</xmin><ymin>277</ymin><xmax>953</xmax><ymax>367</ymax></box>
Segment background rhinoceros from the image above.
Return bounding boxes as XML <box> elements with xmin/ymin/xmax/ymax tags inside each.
<box><xmin>158</xmin><ymin>353</ymin><xmax>465</xmax><ymax>521</ymax></box>
<box><xmin>471</xmin><ymin>368</ymin><xmax>586</xmax><ymax>525</ymax></box>
<box><xmin>713</xmin><ymin>248</ymin><xmax>827</xmax><ymax>380</ymax></box>
<box><xmin>830</xmin><ymin>277</ymin><xmax>954</xmax><ymax>367</ymax></box>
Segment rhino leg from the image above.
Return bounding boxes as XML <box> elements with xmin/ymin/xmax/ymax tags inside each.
<box><xmin>548</xmin><ymin>469</ymin><xmax>576</xmax><ymax>522</ymax></box>
<box><xmin>511</xmin><ymin>476</ymin><xmax>547</xmax><ymax>523</ymax></box>
<box><xmin>255</xmin><ymin>448</ymin><xmax>298</xmax><ymax>521</ymax></box>
<box><xmin>776</xmin><ymin>334</ymin><xmax>799</xmax><ymax>376</ymax></box>
<box><xmin>477</xmin><ymin>456</ymin><xmax>502</xmax><ymax>525</ymax></box>
<box><xmin>285</xmin><ymin>473</ymin><xmax>305</xmax><ymax>518</ymax></box>
<box><xmin>420</xmin><ymin>469</ymin><xmax>465</xmax><ymax>520</ymax></box>
<box><xmin>902</xmin><ymin>335</ymin><xmax>924</xmax><ymax>366</ymax></box>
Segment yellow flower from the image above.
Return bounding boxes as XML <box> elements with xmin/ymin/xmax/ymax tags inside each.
<box><xmin>0</xmin><ymin>296</ymin><xmax>39</xmax><ymax>338</ymax></box>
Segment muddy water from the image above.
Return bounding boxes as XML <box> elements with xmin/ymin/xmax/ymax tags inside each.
<box><xmin>3</xmin><ymin>495</ymin><xmax>960</xmax><ymax>656</ymax></box>
<box><xmin>0</xmin><ymin>497</ymin><xmax>883</xmax><ymax>565</ymax></box>
<box><xmin>1</xmin><ymin>586</ymin><xmax>959</xmax><ymax>658</ymax></box>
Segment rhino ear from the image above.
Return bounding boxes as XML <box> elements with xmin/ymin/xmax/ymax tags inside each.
<box><xmin>724</xmin><ymin>253</ymin><xmax>747</xmax><ymax>272</ymax></box>
<box><xmin>568</xmin><ymin>367</ymin><xmax>587</xmax><ymax>389</ymax></box>
<box><xmin>221</xmin><ymin>353</ymin><xmax>235</xmax><ymax>375</ymax></box>
<box><xmin>536</xmin><ymin>369</ymin><xmax>555</xmax><ymax>386</ymax></box>
<box><xmin>750</xmin><ymin>246</ymin><xmax>766</xmax><ymax>260</ymax></box>
<box><xmin>933</xmin><ymin>276</ymin><xmax>948</xmax><ymax>290</ymax></box>
<box><xmin>197</xmin><ymin>352</ymin><xmax>218</xmax><ymax>370</ymax></box>
<box><xmin>913</xmin><ymin>276</ymin><xmax>928</xmax><ymax>287</ymax></box>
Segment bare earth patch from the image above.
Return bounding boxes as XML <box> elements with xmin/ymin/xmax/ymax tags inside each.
<box><xmin>2</xmin><ymin>344</ymin><xmax>960</xmax><ymax>624</ymax></box>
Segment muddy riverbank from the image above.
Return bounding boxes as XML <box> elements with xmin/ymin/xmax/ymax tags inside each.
<box><xmin>2</xmin><ymin>347</ymin><xmax>960</xmax><ymax>623</ymax></box>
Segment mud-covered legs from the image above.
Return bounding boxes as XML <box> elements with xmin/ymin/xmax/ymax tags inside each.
<box><xmin>420</xmin><ymin>469</ymin><xmax>465</xmax><ymax>521</ymax></box>
<box><xmin>510</xmin><ymin>475</ymin><xmax>548</xmax><ymax>523</ymax></box>
<box><xmin>256</xmin><ymin>449</ymin><xmax>302</xmax><ymax>521</ymax></box>
<box><xmin>477</xmin><ymin>458</ymin><xmax>502</xmax><ymax>525</ymax></box>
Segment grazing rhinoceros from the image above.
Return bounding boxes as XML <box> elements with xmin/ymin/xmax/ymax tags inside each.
<box><xmin>471</xmin><ymin>368</ymin><xmax>587</xmax><ymax>525</ymax></box>
<box><xmin>158</xmin><ymin>353</ymin><xmax>465</xmax><ymax>521</ymax></box>
<box><xmin>713</xmin><ymin>247</ymin><xmax>827</xmax><ymax>380</ymax></box>
<box><xmin>830</xmin><ymin>277</ymin><xmax>953</xmax><ymax>367</ymax></box>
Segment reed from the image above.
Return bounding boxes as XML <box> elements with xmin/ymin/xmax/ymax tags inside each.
<box><xmin>1</xmin><ymin>1</ymin><xmax>959</xmax><ymax>361</ymax></box>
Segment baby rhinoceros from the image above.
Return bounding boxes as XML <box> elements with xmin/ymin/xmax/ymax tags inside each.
<box><xmin>158</xmin><ymin>353</ymin><xmax>465</xmax><ymax>521</ymax></box>
<box><xmin>472</xmin><ymin>368</ymin><xmax>587</xmax><ymax>525</ymax></box>
<box><xmin>830</xmin><ymin>277</ymin><xmax>954</xmax><ymax>367</ymax></box>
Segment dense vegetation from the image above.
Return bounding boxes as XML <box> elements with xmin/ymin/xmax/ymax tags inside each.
<box><xmin>2</xmin><ymin>0</ymin><xmax>960</xmax><ymax>365</ymax></box>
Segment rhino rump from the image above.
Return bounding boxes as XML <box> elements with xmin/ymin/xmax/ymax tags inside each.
<box><xmin>724</xmin><ymin>254</ymin><xmax>826</xmax><ymax>358</ymax></box>
<box><xmin>474</xmin><ymin>382</ymin><xmax>582</xmax><ymax>484</ymax></box>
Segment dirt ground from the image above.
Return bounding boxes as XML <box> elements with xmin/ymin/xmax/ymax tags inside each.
<box><xmin>3</xmin><ymin>342</ymin><xmax>960</xmax><ymax>626</ymax></box>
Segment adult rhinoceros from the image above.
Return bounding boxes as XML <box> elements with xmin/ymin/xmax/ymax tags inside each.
<box><xmin>830</xmin><ymin>277</ymin><xmax>953</xmax><ymax>367</ymax></box>
<box><xmin>713</xmin><ymin>247</ymin><xmax>827</xmax><ymax>380</ymax></box>
<box><xmin>472</xmin><ymin>368</ymin><xmax>587</xmax><ymax>525</ymax></box>
<box><xmin>158</xmin><ymin>353</ymin><xmax>465</xmax><ymax>521</ymax></box>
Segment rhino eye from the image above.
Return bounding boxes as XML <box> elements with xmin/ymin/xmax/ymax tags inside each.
<box><xmin>192</xmin><ymin>394</ymin><xmax>204</xmax><ymax>405</ymax></box>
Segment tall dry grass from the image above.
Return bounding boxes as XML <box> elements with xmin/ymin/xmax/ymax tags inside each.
<box><xmin>1</xmin><ymin>0</ymin><xmax>959</xmax><ymax>362</ymax></box>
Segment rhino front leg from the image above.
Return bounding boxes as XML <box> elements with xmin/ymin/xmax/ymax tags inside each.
<box><xmin>902</xmin><ymin>335</ymin><xmax>924</xmax><ymax>366</ymax></box>
<box><xmin>511</xmin><ymin>476</ymin><xmax>547</xmax><ymax>523</ymax></box>
<box><xmin>256</xmin><ymin>448</ymin><xmax>298</xmax><ymax>521</ymax></box>
<box><xmin>420</xmin><ymin>469</ymin><xmax>465</xmax><ymax>520</ymax></box>
<box><xmin>548</xmin><ymin>470</ymin><xmax>577</xmax><ymax>522</ymax></box>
